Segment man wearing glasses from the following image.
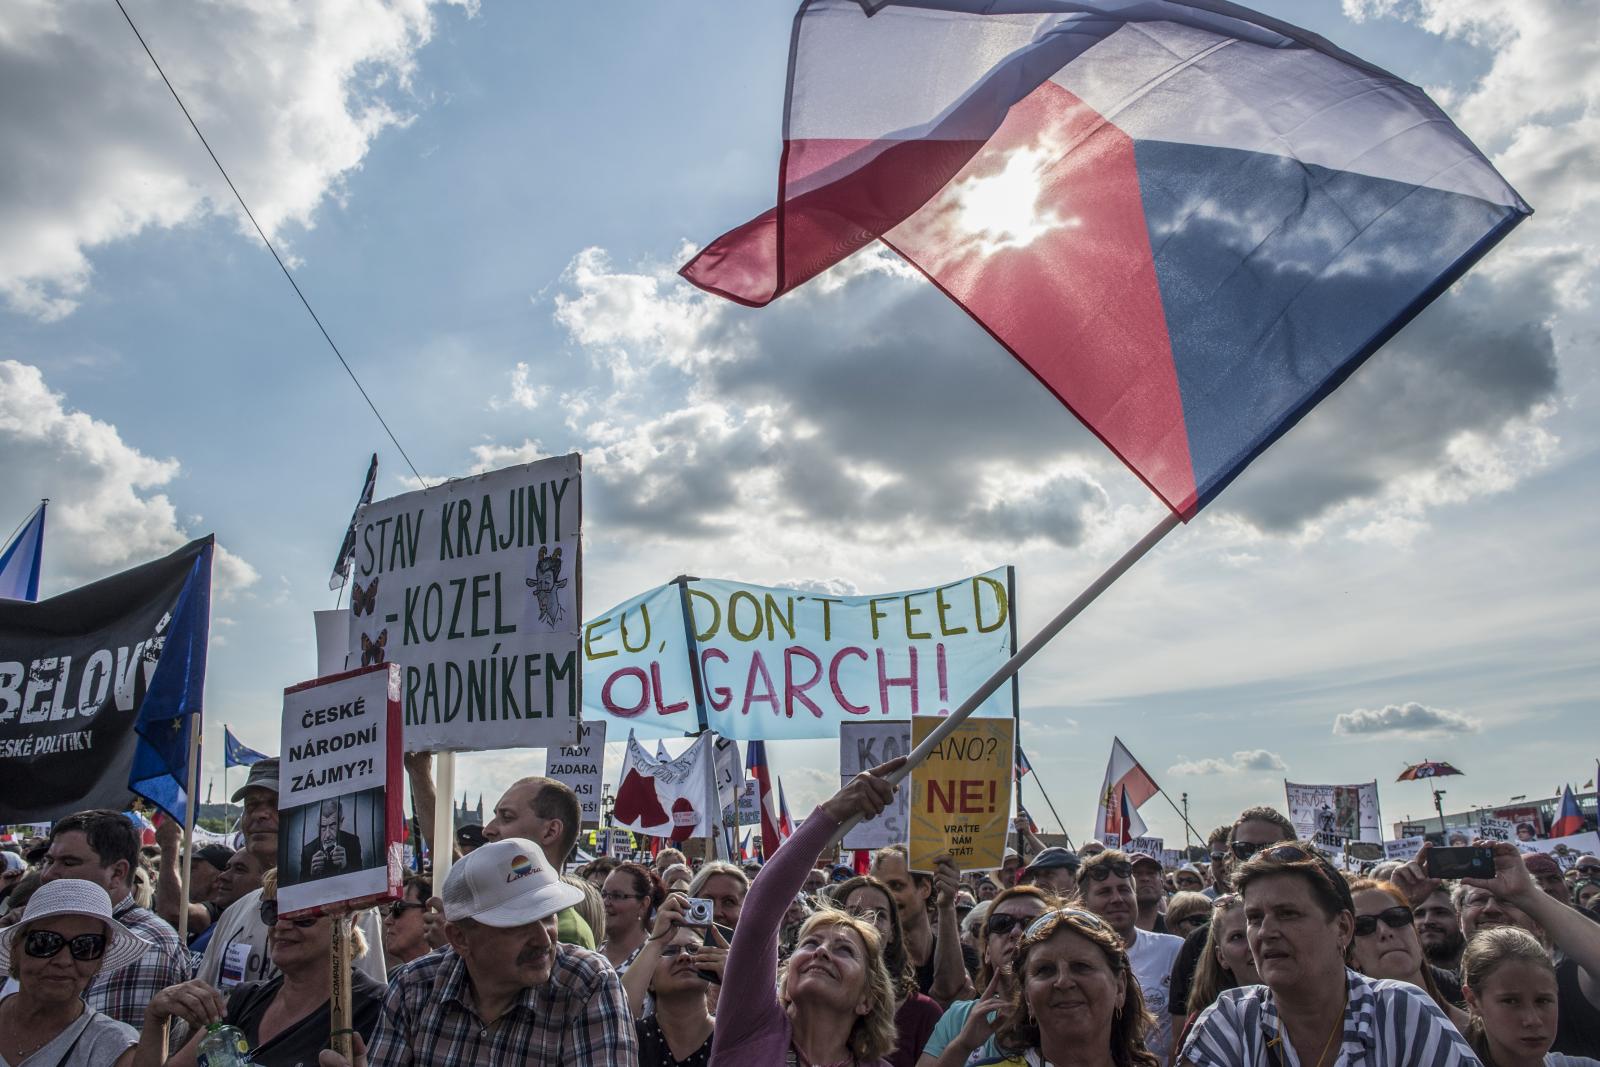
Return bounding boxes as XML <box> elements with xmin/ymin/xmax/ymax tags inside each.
<box><xmin>1076</xmin><ymin>849</ymin><xmax>1185</xmax><ymax>1063</ymax></box>
<box><xmin>1181</xmin><ymin>842</ymin><xmax>1479</xmax><ymax>1067</ymax></box>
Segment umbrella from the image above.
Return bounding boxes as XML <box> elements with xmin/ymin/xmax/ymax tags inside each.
<box><xmin>1396</xmin><ymin>761</ymin><xmax>1463</xmax><ymax>782</ymax></box>
<box><xmin>1398</xmin><ymin>761</ymin><xmax>1464</xmax><ymax>826</ymax></box>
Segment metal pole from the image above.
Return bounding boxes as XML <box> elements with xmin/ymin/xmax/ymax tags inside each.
<box><xmin>831</xmin><ymin>511</ymin><xmax>1181</xmax><ymax>843</ymax></box>
<box><xmin>176</xmin><ymin>719</ymin><xmax>203</xmax><ymax>946</ymax></box>
<box><xmin>1183</xmin><ymin>793</ymin><xmax>1191</xmax><ymax>851</ymax></box>
<box><xmin>433</xmin><ymin>752</ymin><xmax>457</xmax><ymax>888</ymax></box>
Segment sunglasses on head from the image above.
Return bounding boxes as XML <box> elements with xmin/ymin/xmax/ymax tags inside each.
<box><xmin>1023</xmin><ymin>907</ymin><xmax>1112</xmax><ymax>940</ymax></box>
<box><xmin>23</xmin><ymin>930</ymin><xmax>106</xmax><ymax>962</ymax></box>
<box><xmin>1354</xmin><ymin>906</ymin><xmax>1415</xmax><ymax>937</ymax></box>
<box><xmin>1082</xmin><ymin>861</ymin><xmax>1133</xmax><ymax>883</ymax></box>
<box><xmin>259</xmin><ymin>900</ymin><xmax>319</xmax><ymax>928</ymax></box>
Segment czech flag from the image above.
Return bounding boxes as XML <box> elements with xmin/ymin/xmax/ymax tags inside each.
<box><xmin>683</xmin><ymin>1</ymin><xmax>1529</xmax><ymax>518</ymax></box>
<box><xmin>1094</xmin><ymin>737</ymin><xmax>1158</xmax><ymax>845</ymax></box>
<box><xmin>746</xmin><ymin>740</ymin><xmax>785</xmax><ymax>858</ymax></box>
<box><xmin>1551</xmin><ymin>785</ymin><xmax>1584</xmax><ymax>839</ymax></box>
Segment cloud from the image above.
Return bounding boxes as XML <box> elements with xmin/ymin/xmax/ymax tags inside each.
<box><xmin>489</xmin><ymin>362</ymin><xmax>549</xmax><ymax>412</ymax></box>
<box><xmin>0</xmin><ymin>0</ymin><xmax>473</xmax><ymax>319</ymax></box>
<box><xmin>1332</xmin><ymin>701</ymin><xmax>1480</xmax><ymax>736</ymax></box>
<box><xmin>0</xmin><ymin>360</ymin><xmax>258</xmax><ymax>597</ymax></box>
<box><xmin>1169</xmin><ymin>749</ymin><xmax>1287</xmax><ymax>776</ymax></box>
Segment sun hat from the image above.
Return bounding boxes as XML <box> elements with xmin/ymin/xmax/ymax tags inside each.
<box><xmin>0</xmin><ymin>880</ymin><xmax>151</xmax><ymax>977</ymax></box>
<box><xmin>442</xmin><ymin>837</ymin><xmax>583</xmax><ymax>927</ymax></box>
<box><xmin>231</xmin><ymin>758</ymin><xmax>280</xmax><ymax>802</ymax></box>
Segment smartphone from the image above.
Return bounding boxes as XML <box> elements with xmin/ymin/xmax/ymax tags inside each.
<box><xmin>1425</xmin><ymin>846</ymin><xmax>1495</xmax><ymax>879</ymax></box>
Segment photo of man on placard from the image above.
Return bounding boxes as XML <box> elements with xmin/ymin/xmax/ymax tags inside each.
<box><xmin>297</xmin><ymin>796</ymin><xmax>365</xmax><ymax>880</ymax></box>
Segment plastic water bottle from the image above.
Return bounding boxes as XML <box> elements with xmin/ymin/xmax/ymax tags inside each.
<box><xmin>197</xmin><ymin>1022</ymin><xmax>254</xmax><ymax>1067</ymax></box>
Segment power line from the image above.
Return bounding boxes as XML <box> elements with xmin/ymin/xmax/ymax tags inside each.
<box><xmin>112</xmin><ymin>0</ymin><xmax>427</xmax><ymax>486</ymax></box>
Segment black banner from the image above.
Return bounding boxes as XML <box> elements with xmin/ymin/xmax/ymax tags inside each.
<box><xmin>0</xmin><ymin>539</ymin><xmax>209</xmax><ymax>822</ymax></box>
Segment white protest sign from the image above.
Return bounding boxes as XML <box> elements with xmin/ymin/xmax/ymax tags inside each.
<box><xmin>723</xmin><ymin>779</ymin><xmax>761</xmax><ymax>826</ymax></box>
<box><xmin>544</xmin><ymin>720</ymin><xmax>606</xmax><ymax>824</ymax></box>
<box><xmin>1161</xmin><ymin>849</ymin><xmax>1185</xmax><ymax>869</ymax></box>
<box><xmin>1384</xmin><ymin>837</ymin><xmax>1425</xmax><ymax>860</ymax></box>
<box><xmin>840</xmin><ymin>720</ymin><xmax>911</xmax><ymax>850</ymax></box>
<box><xmin>348</xmin><ymin>455</ymin><xmax>581</xmax><ymax>752</ymax></box>
<box><xmin>1478</xmin><ymin>814</ymin><xmax>1516</xmax><ymax>841</ymax></box>
<box><xmin>1127</xmin><ymin>836</ymin><xmax>1164</xmax><ymax>858</ymax></box>
<box><xmin>277</xmin><ymin>664</ymin><xmax>403</xmax><ymax>916</ymax></box>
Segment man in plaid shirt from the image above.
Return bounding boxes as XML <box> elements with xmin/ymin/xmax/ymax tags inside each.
<box><xmin>37</xmin><ymin>809</ymin><xmax>191</xmax><ymax>1028</ymax></box>
<box><xmin>327</xmin><ymin>836</ymin><xmax>636</xmax><ymax>1067</ymax></box>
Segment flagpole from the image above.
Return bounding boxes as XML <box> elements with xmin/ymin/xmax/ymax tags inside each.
<box><xmin>433</xmin><ymin>752</ymin><xmax>456</xmax><ymax>889</ymax></box>
<box><xmin>1154</xmin><ymin>786</ymin><xmax>1206</xmax><ymax>846</ymax></box>
<box><xmin>176</xmin><ymin>717</ymin><xmax>203</xmax><ymax>946</ymax></box>
<box><xmin>1025</xmin><ymin>768</ymin><xmax>1075</xmax><ymax>849</ymax></box>
<box><xmin>831</xmin><ymin>510</ymin><xmax>1182</xmax><ymax>844</ymax></box>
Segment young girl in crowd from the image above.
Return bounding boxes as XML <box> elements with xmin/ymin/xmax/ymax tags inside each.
<box><xmin>1462</xmin><ymin>926</ymin><xmax>1600</xmax><ymax>1067</ymax></box>
<box><xmin>1177</xmin><ymin>894</ymin><xmax>1257</xmax><ymax>1050</ymax></box>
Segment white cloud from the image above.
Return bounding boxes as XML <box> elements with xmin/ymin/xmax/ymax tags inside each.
<box><xmin>0</xmin><ymin>360</ymin><xmax>258</xmax><ymax>598</ymax></box>
<box><xmin>1332</xmin><ymin>701</ymin><xmax>1480</xmax><ymax>736</ymax></box>
<box><xmin>0</xmin><ymin>0</ymin><xmax>474</xmax><ymax>319</ymax></box>
<box><xmin>1169</xmin><ymin>749</ymin><xmax>1287</xmax><ymax>776</ymax></box>
<box><xmin>489</xmin><ymin>362</ymin><xmax>549</xmax><ymax>412</ymax></box>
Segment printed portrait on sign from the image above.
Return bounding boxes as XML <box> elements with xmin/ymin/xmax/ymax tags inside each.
<box><xmin>279</xmin><ymin>786</ymin><xmax>386</xmax><ymax>886</ymax></box>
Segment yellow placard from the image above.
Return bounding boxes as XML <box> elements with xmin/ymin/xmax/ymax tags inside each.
<box><xmin>909</xmin><ymin>715</ymin><xmax>1014</xmax><ymax>872</ymax></box>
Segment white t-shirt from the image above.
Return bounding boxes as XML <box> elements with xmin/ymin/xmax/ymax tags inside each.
<box><xmin>1126</xmin><ymin>926</ymin><xmax>1185</xmax><ymax>1062</ymax></box>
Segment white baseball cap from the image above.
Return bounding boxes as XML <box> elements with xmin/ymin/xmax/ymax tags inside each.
<box><xmin>442</xmin><ymin>837</ymin><xmax>583</xmax><ymax>927</ymax></box>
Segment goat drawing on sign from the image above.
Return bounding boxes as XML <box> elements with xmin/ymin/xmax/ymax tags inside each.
<box><xmin>528</xmin><ymin>546</ymin><xmax>567</xmax><ymax>628</ymax></box>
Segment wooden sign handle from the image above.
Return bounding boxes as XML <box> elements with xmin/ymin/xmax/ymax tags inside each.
<box><xmin>330</xmin><ymin>913</ymin><xmax>354</xmax><ymax>1059</ymax></box>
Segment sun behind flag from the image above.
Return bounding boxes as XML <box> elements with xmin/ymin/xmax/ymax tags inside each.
<box><xmin>682</xmin><ymin>0</ymin><xmax>1530</xmax><ymax>519</ymax></box>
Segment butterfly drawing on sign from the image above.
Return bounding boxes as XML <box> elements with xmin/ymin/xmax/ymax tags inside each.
<box><xmin>526</xmin><ymin>546</ymin><xmax>568</xmax><ymax>629</ymax></box>
<box><xmin>360</xmin><ymin>629</ymin><xmax>388</xmax><ymax>666</ymax></box>
<box><xmin>351</xmin><ymin>577</ymin><xmax>379</xmax><ymax>616</ymax></box>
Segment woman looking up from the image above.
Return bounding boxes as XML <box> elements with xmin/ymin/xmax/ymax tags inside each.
<box><xmin>710</xmin><ymin>756</ymin><xmax>906</xmax><ymax>1067</ymax></box>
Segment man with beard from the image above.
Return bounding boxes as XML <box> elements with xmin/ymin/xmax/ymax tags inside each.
<box><xmin>1077</xmin><ymin>848</ymin><xmax>1185</xmax><ymax>1063</ymax></box>
<box><xmin>329</xmin><ymin>837</ymin><xmax>635</xmax><ymax>1067</ymax></box>
<box><xmin>1413</xmin><ymin>885</ymin><xmax>1466</xmax><ymax>973</ymax></box>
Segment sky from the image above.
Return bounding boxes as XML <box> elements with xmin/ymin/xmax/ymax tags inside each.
<box><xmin>2</xmin><ymin>0</ymin><xmax>1596</xmax><ymax>847</ymax></box>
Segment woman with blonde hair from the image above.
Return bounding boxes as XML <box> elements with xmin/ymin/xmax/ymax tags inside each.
<box><xmin>1177</xmin><ymin>894</ymin><xmax>1259</xmax><ymax>1050</ymax></box>
<box><xmin>979</xmin><ymin>907</ymin><xmax>1159</xmax><ymax>1067</ymax></box>
<box><xmin>710</xmin><ymin>758</ymin><xmax>906</xmax><ymax>1067</ymax></box>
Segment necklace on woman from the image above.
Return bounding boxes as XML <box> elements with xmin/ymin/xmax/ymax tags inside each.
<box><xmin>1309</xmin><ymin>1001</ymin><xmax>1346</xmax><ymax>1067</ymax></box>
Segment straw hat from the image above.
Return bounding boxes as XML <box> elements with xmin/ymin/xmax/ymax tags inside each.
<box><xmin>0</xmin><ymin>880</ymin><xmax>150</xmax><ymax>977</ymax></box>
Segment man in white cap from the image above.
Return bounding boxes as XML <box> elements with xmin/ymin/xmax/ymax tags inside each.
<box><xmin>194</xmin><ymin>759</ymin><xmax>387</xmax><ymax>991</ymax></box>
<box><xmin>340</xmin><ymin>837</ymin><xmax>634</xmax><ymax>1067</ymax></box>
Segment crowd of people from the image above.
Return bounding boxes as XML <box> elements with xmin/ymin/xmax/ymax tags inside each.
<box><xmin>1</xmin><ymin>755</ymin><xmax>1598</xmax><ymax>1067</ymax></box>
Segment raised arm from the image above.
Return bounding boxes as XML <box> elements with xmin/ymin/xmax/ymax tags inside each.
<box><xmin>1464</xmin><ymin>843</ymin><xmax>1600</xmax><ymax>1009</ymax></box>
<box><xmin>714</xmin><ymin>757</ymin><xmax>905</xmax><ymax>1056</ymax></box>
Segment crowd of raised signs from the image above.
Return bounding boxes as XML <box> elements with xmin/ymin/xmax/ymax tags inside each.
<box><xmin>1</xmin><ymin>754</ymin><xmax>1598</xmax><ymax>1067</ymax></box>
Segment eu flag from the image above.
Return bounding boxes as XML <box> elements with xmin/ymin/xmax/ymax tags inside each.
<box><xmin>223</xmin><ymin>727</ymin><xmax>268</xmax><ymax>769</ymax></box>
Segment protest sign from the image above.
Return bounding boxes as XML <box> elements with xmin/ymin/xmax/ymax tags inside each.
<box><xmin>277</xmin><ymin>664</ymin><xmax>403</xmax><ymax>916</ymax></box>
<box><xmin>1517</xmin><ymin>830</ymin><xmax>1600</xmax><ymax>868</ymax></box>
<box><xmin>0</xmin><ymin>538</ymin><xmax>211</xmax><ymax>822</ymax></box>
<box><xmin>1492</xmin><ymin>804</ymin><xmax>1545</xmax><ymax>841</ymax></box>
<box><xmin>1161</xmin><ymin>849</ymin><xmax>1185</xmax><ymax>869</ymax></box>
<box><xmin>1126</xmin><ymin>836</ymin><xmax>1164</xmax><ymax>858</ymax></box>
<box><xmin>1478</xmin><ymin>813</ymin><xmax>1517</xmax><ymax>841</ymax></box>
<box><xmin>722</xmin><ymin>779</ymin><xmax>760</xmax><ymax>827</ymax></box>
<box><xmin>1400</xmin><ymin>822</ymin><xmax>1429</xmax><ymax>839</ymax></box>
<box><xmin>1385</xmin><ymin>837</ymin><xmax>1424</xmax><ymax>860</ymax></box>
<box><xmin>840</xmin><ymin>721</ymin><xmax>912</xmax><ymax>850</ymax></box>
<box><xmin>544</xmin><ymin>720</ymin><xmax>606</xmax><ymax>825</ymax></box>
<box><xmin>612</xmin><ymin>732</ymin><xmax>717</xmax><ymax>842</ymax></box>
<box><xmin>1285</xmin><ymin>780</ymin><xmax>1382</xmax><ymax>846</ymax></box>
<box><xmin>348</xmin><ymin>455</ymin><xmax>581</xmax><ymax>752</ymax></box>
<box><xmin>909</xmin><ymin>715</ymin><xmax>1013</xmax><ymax>872</ymax></box>
<box><xmin>583</xmin><ymin>568</ymin><xmax>1016</xmax><ymax>740</ymax></box>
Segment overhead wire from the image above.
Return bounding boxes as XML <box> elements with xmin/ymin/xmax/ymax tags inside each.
<box><xmin>112</xmin><ymin>0</ymin><xmax>428</xmax><ymax>486</ymax></box>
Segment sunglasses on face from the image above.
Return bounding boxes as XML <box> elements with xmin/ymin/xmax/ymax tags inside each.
<box><xmin>1082</xmin><ymin>861</ymin><xmax>1133</xmax><ymax>883</ymax></box>
<box><xmin>1230</xmin><ymin>839</ymin><xmax>1290</xmax><ymax>862</ymax></box>
<box><xmin>1577</xmin><ymin>866</ymin><xmax>1600</xmax><ymax>878</ymax></box>
<box><xmin>387</xmin><ymin>900</ymin><xmax>426</xmax><ymax>919</ymax></box>
<box><xmin>985</xmin><ymin>912</ymin><xmax>1032</xmax><ymax>937</ymax></box>
<box><xmin>258</xmin><ymin>900</ymin><xmax>319</xmax><ymax>928</ymax></box>
<box><xmin>1354</xmin><ymin>906</ymin><xmax>1415</xmax><ymax>937</ymax></box>
<box><xmin>23</xmin><ymin>930</ymin><xmax>106</xmax><ymax>962</ymax></box>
